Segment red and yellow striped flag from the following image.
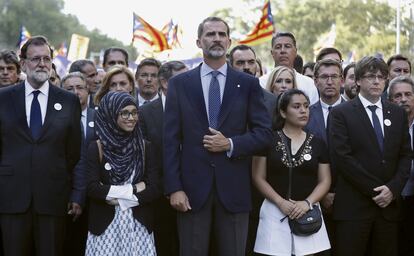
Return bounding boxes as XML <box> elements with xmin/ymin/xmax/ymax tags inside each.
<box><xmin>238</xmin><ymin>0</ymin><xmax>275</xmax><ymax>46</ymax></box>
<box><xmin>132</xmin><ymin>13</ymin><xmax>170</xmax><ymax>52</ymax></box>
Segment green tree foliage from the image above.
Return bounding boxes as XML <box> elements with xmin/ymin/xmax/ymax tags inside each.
<box><xmin>214</xmin><ymin>0</ymin><xmax>413</xmax><ymax>68</ymax></box>
<box><xmin>0</xmin><ymin>0</ymin><xmax>137</xmax><ymax>61</ymax></box>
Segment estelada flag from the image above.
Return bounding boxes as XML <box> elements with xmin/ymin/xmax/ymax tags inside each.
<box><xmin>132</xmin><ymin>13</ymin><xmax>170</xmax><ymax>52</ymax></box>
<box><xmin>17</xmin><ymin>26</ymin><xmax>31</xmax><ymax>49</ymax></box>
<box><xmin>238</xmin><ymin>0</ymin><xmax>275</xmax><ymax>46</ymax></box>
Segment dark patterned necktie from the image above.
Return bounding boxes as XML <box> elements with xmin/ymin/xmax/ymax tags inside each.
<box><xmin>208</xmin><ymin>71</ymin><xmax>221</xmax><ymax>129</ymax></box>
<box><xmin>30</xmin><ymin>90</ymin><xmax>42</xmax><ymax>139</ymax></box>
<box><xmin>368</xmin><ymin>105</ymin><xmax>384</xmax><ymax>152</ymax></box>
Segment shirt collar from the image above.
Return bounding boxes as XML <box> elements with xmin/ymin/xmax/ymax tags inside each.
<box><xmin>138</xmin><ymin>93</ymin><xmax>159</xmax><ymax>104</ymax></box>
<box><xmin>320</xmin><ymin>97</ymin><xmax>342</xmax><ymax>110</ymax></box>
<box><xmin>358</xmin><ymin>93</ymin><xmax>382</xmax><ymax>110</ymax></box>
<box><xmin>25</xmin><ymin>80</ymin><xmax>49</xmax><ymax>97</ymax></box>
<box><xmin>81</xmin><ymin>108</ymin><xmax>87</xmax><ymax>118</ymax></box>
<box><xmin>200</xmin><ymin>62</ymin><xmax>227</xmax><ymax>78</ymax></box>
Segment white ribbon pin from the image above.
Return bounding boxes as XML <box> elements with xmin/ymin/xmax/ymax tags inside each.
<box><xmin>104</xmin><ymin>163</ymin><xmax>112</xmax><ymax>170</ymax></box>
<box><xmin>303</xmin><ymin>154</ymin><xmax>312</xmax><ymax>161</ymax></box>
<box><xmin>54</xmin><ymin>103</ymin><xmax>62</xmax><ymax>111</ymax></box>
<box><xmin>88</xmin><ymin>121</ymin><xmax>94</xmax><ymax>128</ymax></box>
<box><xmin>237</xmin><ymin>84</ymin><xmax>240</xmax><ymax>88</ymax></box>
<box><xmin>384</xmin><ymin>119</ymin><xmax>391</xmax><ymax>126</ymax></box>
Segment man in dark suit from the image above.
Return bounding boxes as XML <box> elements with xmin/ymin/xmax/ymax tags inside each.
<box><xmin>163</xmin><ymin>17</ymin><xmax>272</xmax><ymax>256</ymax></box>
<box><xmin>387</xmin><ymin>76</ymin><xmax>414</xmax><ymax>256</ymax></box>
<box><xmin>306</xmin><ymin>59</ymin><xmax>344</xmax><ymax>255</ymax></box>
<box><xmin>227</xmin><ymin>44</ymin><xmax>276</xmax><ymax>256</ymax></box>
<box><xmin>228</xmin><ymin>44</ymin><xmax>277</xmax><ymax>117</ymax></box>
<box><xmin>329</xmin><ymin>56</ymin><xmax>412</xmax><ymax>256</ymax></box>
<box><xmin>61</xmin><ymin>72</ymin><xmax>96</xmax><ymax>256</ymax></box>
<box><xmin>139</xmin><ymin>60</ymin><xmax>187</xmax><ymax>256</ymax></box>
<box><xmin>0</xmin><ymin>36</ymin><xmax>81</xmax><ymax>255</ymax></box>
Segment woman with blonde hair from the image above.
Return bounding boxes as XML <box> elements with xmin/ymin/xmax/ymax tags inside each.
<box><xmin>266</xmin><ymin>66</ymin><xmax>297</xmax><ymax>97</ymax></box>
<box><xmin>94</xmin><ymin>65</ymin><xmax>136</xmax><ymax>105</ymax></box>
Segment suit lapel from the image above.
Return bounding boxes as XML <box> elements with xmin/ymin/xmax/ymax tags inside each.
<box><xmin>217</xmin><ymin>68</ymin><xmax>240</xmax><ymax>129</ymax></box>
<box><xmin>352</xmin><ymin>97</ymin><xmax>382</xmax><ymax>154</ymax></box>
<box><xmin>382</xmin><ymin>101</ymin><xmax>392</xmax><ymax>153</ymax></box>
<box><xmin>39</xmin><ymin>85</ymin><xmax>60</xmax><ymax>139</ymax></box>
<box><xmin>11</xmin><ymin>83</ymin><xmax>32</xmax><ymax>140</ymax></box>
<box><xmin>315</xmin><ymin>102</ymin><xmax>327</xmax><ymax>142</ymax></box>
<box><xmin>85</xmin><ymin>108</ymin><xmax>96</xmax><ymax>143</ymax></box>
<box><xmin>151</xmin><ymin>98</ymin><xmax>164</xmax><ymax>130</ymax></box>
<box><xmin>183</xmin><ymin>66</ymin><xmax>209</xmax><ymax>127</ymax></box>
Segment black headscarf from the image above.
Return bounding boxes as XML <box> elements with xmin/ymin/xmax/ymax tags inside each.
<box><xmin>95</xmin><ymin>91</ymin><xmax>144</xmax><ymax>185</ymax></box>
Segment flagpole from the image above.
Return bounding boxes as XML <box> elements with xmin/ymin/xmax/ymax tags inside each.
<box><xmin>396</xmin><ymin>0</ymin><xmax>401</xmax><ymax>54</ymax></box>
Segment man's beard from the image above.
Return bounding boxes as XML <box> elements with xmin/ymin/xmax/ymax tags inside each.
<box><xmin>243</xmin><ymin>69</ymin><xmax>254</xmax><ymax>76</ymax></box>
<box><xmin>27</xmin><ymin>70</ymin><xmax>50</xmax><ymax>87</ymax></box>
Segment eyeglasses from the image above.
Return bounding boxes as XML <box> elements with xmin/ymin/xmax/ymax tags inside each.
<box><xmin>138</xmin><ymin>73</ymin><xmax>157</xmax><ymax>79</ymax></box>
<box><xmin>317</xmin><ymin>74</ymin><xmax>341</xmax><ymax>81</ymax></box>
<box><xmin>26</xmin><ymin>56</ymin><xmax>52</xmax><ymax>65</ymax></box>
<box><xmin>119</xmin><ymin>110</ymin><xmax>138</xmax><ymax>120</ymax></box>
<box><xmin>362</xmin><ymin>74</ymin><xmax>386</xmax><ymax>82</ymax></box>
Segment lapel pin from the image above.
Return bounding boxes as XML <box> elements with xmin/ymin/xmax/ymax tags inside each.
<box><xmin>303</xmin><ymin>154</ymin><xmax>312</xmax><ymax>161</ymax></box>
<box><xmin>95</xmin><ymin>106</ymin><xmax>99</xmax><ymax>110</ymax></box>
<box><xmin>384</xmin><ymin>119</ymin><xmax>391</xmax><ymax>126</ymax></box>
<box><xmin>88</xmin><ymin>121</ymin><xmax>94</xmax><ymax>128</ymax></box>
<box><xmin>237</xmin><ymin>84</ymin><xmax>240</xmax><ymax>88</ymax></box>
<box><xmin>54</xmin><ymin>103</ymin><xmax>62</xmax><ymax>111</ymax></box>
<box><xmin>104</xmin><ymin>163</ymin><xmax>112</xmax><ymax>170</ymax></box>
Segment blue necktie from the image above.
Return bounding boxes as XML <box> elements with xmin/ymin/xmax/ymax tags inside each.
<box><xmin>368</xmin><ymin>105</ymin><xmax>383</xmax><ymax>152</ymax></box>
<box><xmin>208</xmin><ymin>71</ymin><xmax>221</xmax><ymax>129</ymax></box>
<box><xmin>30</xmin><ymin>90</ymin><xmax>42</xmax><ymax>139</ymax></box>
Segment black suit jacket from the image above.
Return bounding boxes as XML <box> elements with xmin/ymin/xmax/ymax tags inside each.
<box><xmin>138</xmin><ymin>97</ymin><xmax>163</xmax><ymax>156</ymax></box>
<box><xmin>86</xmin><ymin>140</ymin><xmax>161</xmax><ymax>235</ymax></box>
<box><xmin>329</xmin><ymin>97</ymin><xmax>411</xmax><ymax>221</ymax></box>
<box><xmin>71</xmin><ymin>108</ymin><xmax>97</xmax><ymax>206</ymax></box>
<box><xmin>0</xmin><ymin>82</ymin><xmax>81</xmax><ymax>216</ymax></box>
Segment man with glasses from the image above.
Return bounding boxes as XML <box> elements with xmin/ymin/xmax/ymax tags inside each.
<box><xmin>69</xmin><ymin>59</ymin><xmax>100</xmax><ymax>109</ymax></box>
<box><xmin>306</xmin><ymin>59</ymin><xmax>344</xmax><ymax>255</ymax></box>
<box><xmin>0</xmin><ymin>49</ymin><xmax>20</xmax><ymax>87</ymax></box>
<box><xmin>135</xmin><ymin>58</ymin><xmax>161</xmax><ymax>106</ymax></box>
<box><xmin>62</xmin><ymin>72</ymin><xmax>96</xmax><ymax>256</ymax></box>
<box><xmin>0</xmin><ymin>36</ymin><xmax>81</xmax><ymax>255</ymax></box>
<box><xmin>329</xmin><ymin>56</ymin><xmax>411</xmax><ymax>256</ymax></box>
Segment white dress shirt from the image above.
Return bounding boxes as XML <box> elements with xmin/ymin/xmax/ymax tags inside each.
<box><xmin>81</xmin><ymin>108</ymin><xmax>87</xmax><ymax>138</ymax></box>
<box><xmin>161</xmin><ymin>92</ymin><xmax>166</xmax><ymax>111</ymax></box>
<box><xmin>320</xmin><ymin>97</ymin><xmax>342</xmax><ymax>127</ymax></box>
<box><xmin>25</xmin><ymin>80</ymin><xmax>49</xmax><ymax>126</ymax></box>
<box><xmin>138</xmin><ymin>93</ymin><xmax>159</xmax><ymax>107</ymax></box>
<box><xmin>358</xmin><ymin>94</ymin><xmax>384</xmax><ymax>134</ymax></box>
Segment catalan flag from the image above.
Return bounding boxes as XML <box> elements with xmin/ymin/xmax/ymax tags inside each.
<box><xmin>170</xmin><ymin>24</ymin><xmax>183</xmax><ymax>49</ymax></box>
<box><xmin>132</xmin><ymin>13</ymin><xmax>170</xmax><ymax>52</ymax></box>
<box><xmin>238</xmin><ymin>0</ymin><xmax>275</xmax><ymax>46</ymax></box>
<box><xmin>17</xmin><ymin>26</ymin><xmax>31</xmax><ymax>49</ymax></box>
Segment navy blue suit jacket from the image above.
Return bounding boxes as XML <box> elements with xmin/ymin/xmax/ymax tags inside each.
<box><xmin>0</xmin><ymin>82</ymin><xmax>81</xmax><ymax>216</ymax></box>
<box><xmin>163</xmin><ymin>65</ymin><xmax>272</xmax><ymax>213</ymax></box>
<box><xmin>71</xmin><ymin>107</ymin><xmax>97</xmax><ymax>206</ymax></box>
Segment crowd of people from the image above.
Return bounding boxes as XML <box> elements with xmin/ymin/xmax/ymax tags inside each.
<box><xmin>0</xmin><ymin>15</ymin><xmax>413</xmax><ymax>256</ymax></box>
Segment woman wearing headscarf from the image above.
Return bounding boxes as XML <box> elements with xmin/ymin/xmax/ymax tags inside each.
<box><xmin>85</xmin><ymin>91</ymin><xmax>161</xmax><ymax>255</ymax></box>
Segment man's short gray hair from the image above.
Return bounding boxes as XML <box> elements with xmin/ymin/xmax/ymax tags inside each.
<box><xmin>61</xmin><ymin>72</ymin><xmax>86</xmax><ymax>86</ymax></box>
<box><xmin>388</xmin><ymin>75</ymin><xmax>414</xmax><ymax>100</ymax></box>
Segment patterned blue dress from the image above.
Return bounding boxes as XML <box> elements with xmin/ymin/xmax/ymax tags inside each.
<box><xmin>85</xmin><ymin>204</ymin><xmax>156</xmax><ymax>256</ymax></box>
